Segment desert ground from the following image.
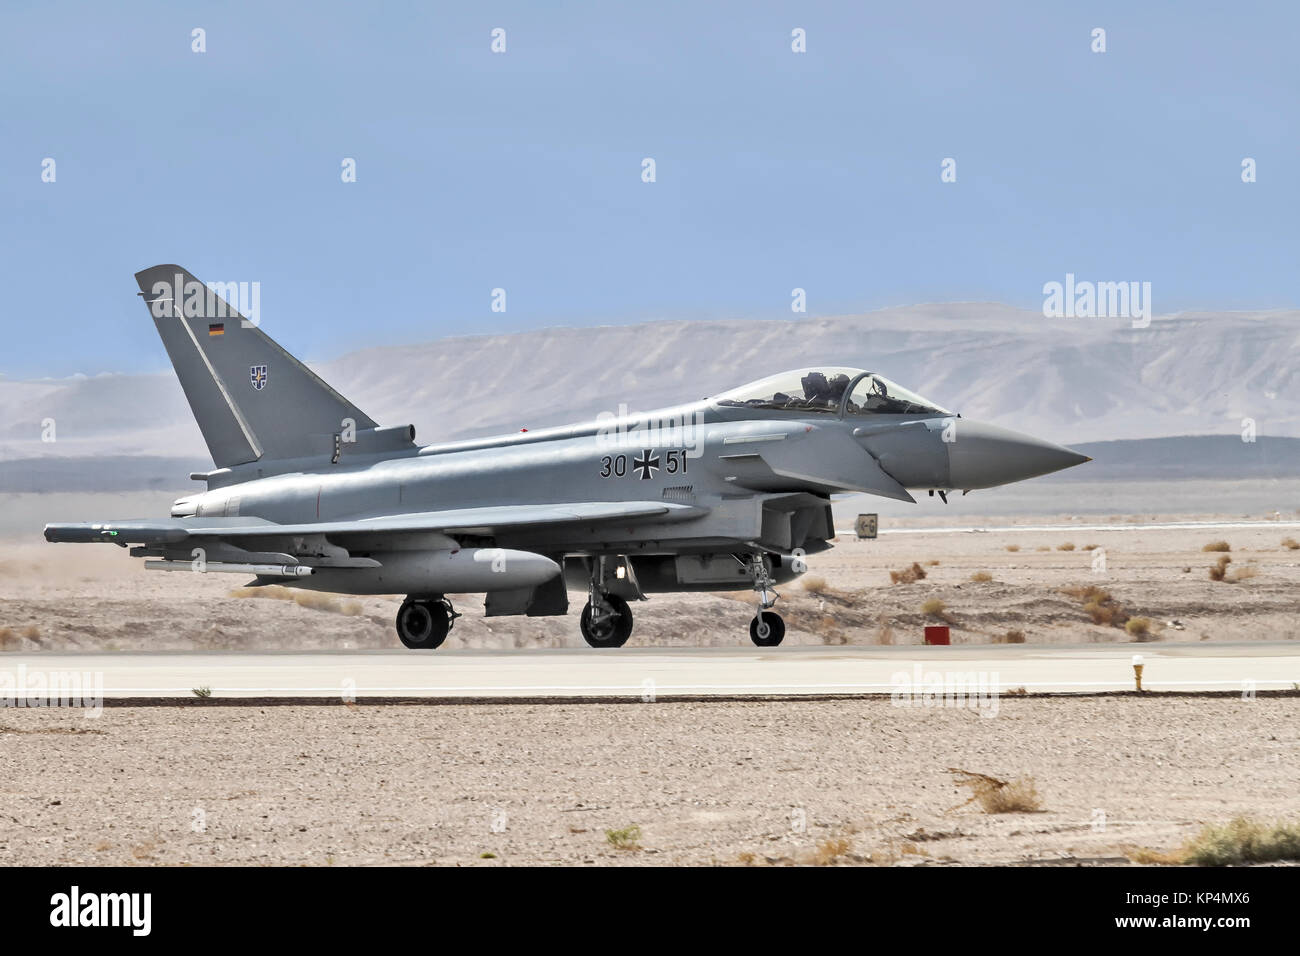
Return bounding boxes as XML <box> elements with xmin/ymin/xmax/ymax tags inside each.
<box><xmin>2</xmin><ymin>496</ymin><xmax>1298</xmax><ymax>866</ymax></box>
<box><xmin>2</xmin><ymin>504</ymin><xmax>1298</xmax><ymax>651</ymax></box>
<box><xmin>1</xmin><ymin>697</ymin><xmax>1296</xmax><ymax>866</ymax></box>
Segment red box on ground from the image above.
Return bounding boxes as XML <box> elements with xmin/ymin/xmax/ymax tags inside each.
<box><xmin>924</xmin><ymin>625</ymin><xmax>950</xmax><ymax>645</ymax></box>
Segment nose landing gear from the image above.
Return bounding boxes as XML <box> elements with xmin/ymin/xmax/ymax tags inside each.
<box><xmin>750</xmin><ymin>610</ymin><xmax>786</xmax><ymax>647</ymax></box>
<box><xmin>396</xmin><ymin>595</ymin><xmax>459</xmax><ymax>649</ymax></box>
<box><xmin>742</xmin><ymin>553</ymin><xmax>786</xmax><ymax>647</ymax></box>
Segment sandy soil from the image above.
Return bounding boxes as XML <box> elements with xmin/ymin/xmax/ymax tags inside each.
<box><xmin>2</xmin><ymin>518</ymin><xmax>1297</xmax><ymax>651</ymax></box>
<box><xmin>3</xmin><ymin>511</ymin><xmax>1298</xmax><ymax>867</ymax></box>
<box><xmin>0</xmin><ymin>696</ymin><xmax>1295</xmax><ymax>866</ymax></box>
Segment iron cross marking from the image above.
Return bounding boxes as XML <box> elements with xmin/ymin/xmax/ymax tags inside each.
<box><xmin>633</xmin><ymin>449</ymin><xmax>660</xmax><ymax>480</ymax></box>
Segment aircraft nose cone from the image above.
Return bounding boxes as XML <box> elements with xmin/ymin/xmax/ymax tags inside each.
<box><xmin>946</xmin><ymin>420</ymin><xmax>1090</xmax><ymax>490</ymax></box>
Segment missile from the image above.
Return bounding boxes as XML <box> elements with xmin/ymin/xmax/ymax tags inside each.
<box><xmin>144</xmin><ymin>560</ymin><xmax>313</xmax><ymax>577</ymax></box>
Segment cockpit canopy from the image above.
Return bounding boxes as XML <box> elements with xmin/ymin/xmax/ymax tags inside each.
<box><xmin>713</xmin><ymin>367</ymin><xmax>951</xmax><ymax>417</ymax></box>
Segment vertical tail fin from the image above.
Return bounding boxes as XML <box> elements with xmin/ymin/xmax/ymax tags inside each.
<box><xmin>136</xmin><ymin>264</ymin><xmax>378</xmax><ymax>468</ymax></box>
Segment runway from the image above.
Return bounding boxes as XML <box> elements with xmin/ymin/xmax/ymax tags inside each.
<box><xmin>3</xmin><ymin>642</ymin><xmax>1298</xmax><ymax>701</ymax></box>
<box><xmin>839</xmin><ymin>519</ymin><xmax>1300</xmax><ymax>536</ymax></box>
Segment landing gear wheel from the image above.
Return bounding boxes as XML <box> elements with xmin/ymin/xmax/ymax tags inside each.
<box><xmin>396</xmin><ymin>598</ymin><xmax>451</xmax><ymax>649</ymax></box>
<box><xmin>580</xmin><ymin>594</ymin><xmax>633</xmax><ymax>648</ymax></box>
<box><xmin>749</xmin><ymin>610</ymin><xmax>786</xmax><ymax>647</ymax></box>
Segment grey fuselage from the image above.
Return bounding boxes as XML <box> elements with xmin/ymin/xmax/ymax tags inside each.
<box><xmin>165</xmin><ymin>399</ymin><xmax>958</xmax><ymax>592</ymax></box>
<box><xmin>136</xmin><ymin>371</ymin><xmax>1091</xmax><ymax>603</ymax></box>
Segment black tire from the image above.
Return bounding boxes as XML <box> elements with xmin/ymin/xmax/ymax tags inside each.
<box><xmin>749</xmin><ymin>610</ymin><xmax>785</xmax><ymax>647</ymax></box>
<box><xmin>580</xmin><ymin>595</ymin><xmax>633</xmax><ymax>648</ymax></box>
<box><xmin>396</xmin><ymin>599</ymin><xmax>450</xmax><ymax>649</ymax></box>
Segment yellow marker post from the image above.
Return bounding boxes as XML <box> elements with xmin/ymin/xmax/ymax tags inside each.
<box><xmin>1131</xmin><ymin>654</ymin><xmax>1145</xmax><ymax>692</ymax></box>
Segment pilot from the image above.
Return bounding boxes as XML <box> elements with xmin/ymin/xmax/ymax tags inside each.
<box><xmin>801</xmin><ymin>371</ymin><xmax>829</xmax><ymax>401</ymax></box>
<box><xmin>827</xmin><ymin>373</ymin><xmax>851</xmax><ymax>402</ymax></box>
<box><xmin>801</xmin><ymin>371</ymin><xmax>850</xmax><ymax>409</ymax></box>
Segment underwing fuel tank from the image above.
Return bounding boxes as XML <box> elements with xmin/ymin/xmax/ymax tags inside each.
<box><xmin>295</xmin><ymin>548</ymin><xmax>560</xmax><ymax>595</ymax></box>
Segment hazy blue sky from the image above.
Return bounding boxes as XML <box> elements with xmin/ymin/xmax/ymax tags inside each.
<box><xmin>2</xmin><ymin>1</ymin><xmax>1295</xmax><ymax>377</ymax></box>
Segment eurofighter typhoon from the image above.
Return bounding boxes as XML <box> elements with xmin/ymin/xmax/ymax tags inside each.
<box><xmin>45</xmin><ymin>266</ymin><xmax>1091</xmax><ymax>649</ymax></box>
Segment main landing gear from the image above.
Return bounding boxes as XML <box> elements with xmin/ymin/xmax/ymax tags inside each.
<box><xmin>580</xmin><ymin>593</ymin><xmax>634</xmax><ymax>648</ymax></box>
<box><xmin>744</xmin><ymin>553</ymin><xmax>786</xmax><ymax>647</ymax></box>
<box><xmin>396</xmin><ymin>595</ymin><xmax>460</xmax><ymax>649</ymax></box>
<box><xmin>580</xmin><ymin>556</ymin><xmax>637</xmax><ymax>648</ymax></box>
<box><xmin>575</xmin><ymin>552</ymin><xmax>788</xmax><ymax>648</ymax></box>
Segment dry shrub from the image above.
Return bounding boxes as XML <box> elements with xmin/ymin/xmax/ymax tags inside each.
<box><xmin>920</xmin><ymin>598</ymin><xmax>947</xmax><ymax>618</ymax></box>
<box><xmin>925</xmin><ymin>560</ymin><xmax>940</xmax><ymax>566</ymax></box>
<box><xmin>1282</xmin><ymin>538</ymin><xmax>1300</xmax><ymax>550</ymax></box>
<box><xmin>1226</xmin><ymin>565</ymin><xmax>1258</xmax><ymax>584</ymax></box>
<box><xmin>1082</xmin><ymin>544</ymin><xmax>1101</xmax><ymax>551</ymax></box>
<box><xmin>801</xmin><ymin>575</ymin><xmax>828</xmax><ymax>594</ymax></box>
<box><xmin>1202</xmin><ymin>540</ymin><xmax>1231</xmax><ymax>552</ymax></box>
<box><xmin>994</xmin><ymin>629</ymin><xmax>1026</xmax><ymax>644</ymax></box>
<box><xmin>1127</xmin><ymin>845</ymin><xmax>1186</xmax><ymax>865</ymax></box>
<box><xmin>1057</xmin><ymin>542</ymin><xmax>1075</xmax><ymax>552</ymax></box>
<box><xmin>1128</xmin><ymin>818</ymin><xmax>1300</xmax><ymax>867</ymax></box>
<box><xmin>1125</xmin><ymin>617</ymin><xmax>1152</xmax><ymax>640</ymax></box>
<box><xmin>1208</xmin><ymin>555</ymin><xmax>1231</xmax><ymax>581</ymax></box>
<box><xmin>1183</xmin><ymin>818</ymin><xmax>1300</xmax><ymax>866</ymax></box>
<box><xmin>0</xmin><ymin>625</ymin><xmax>40</xmax><ymax>649</ymax></box>
<box><xmin>946</xmin><ymin>769</ymin><xmax>1043</xmax><ymax>814</ymax></box>
<box><xmin>605</xmin><ymin>825</ymin><xmax>642</xmax><ymax>850</ymax></box>
<box><xmin>1035</xmin><ymin>545</ymin><xmax>1051</xmax><ymax>552</ymax></box>
<box><xmin>889</xmin><ymin>562</ymin><xmax>927</xmax><ymax>585</ymax></box>
<box><xmin>1004</xmin><ymin>544</ymin><xmax>1020</xmax><ymax>553</ymax></box>
<box><xmin>1061</xmin><ymin>584</ymin><xmax>1129</xmax><ymax>627</ymax></box>
<box><xmin>1084</xmin><ymin>599</ymin><xmax>1122</xmax><ymax>626</ymax></box>
<box><xmin>814</xmin><ymin>836</ymin><xmax>853</xmax><ymax>865</ymax></box>
<box><xmin>983</xmin><ymin>779</ymin><xmax>1043</xmax><ymax>814</ymax></box>
<box><xmin>969</xmin><ymin>571</ymin><xmax>993</xmax><ymax>583</ymax></box>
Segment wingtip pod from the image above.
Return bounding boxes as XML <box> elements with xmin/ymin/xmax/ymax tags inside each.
<box><xmin>44</xmin><ymin>520</ymin><xmax>191</xmax><ymax>545</ymax></box>
<box><xmin>45</xmin><ymin>523</ymin><xmax>118</xmax><ymax>543</ymax></box>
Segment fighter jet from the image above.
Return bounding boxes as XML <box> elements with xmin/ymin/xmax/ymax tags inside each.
<box><xmin>45</xmin><ymin>265</ymin><xmax>1091</xmax><ymax>649</ymax></box>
